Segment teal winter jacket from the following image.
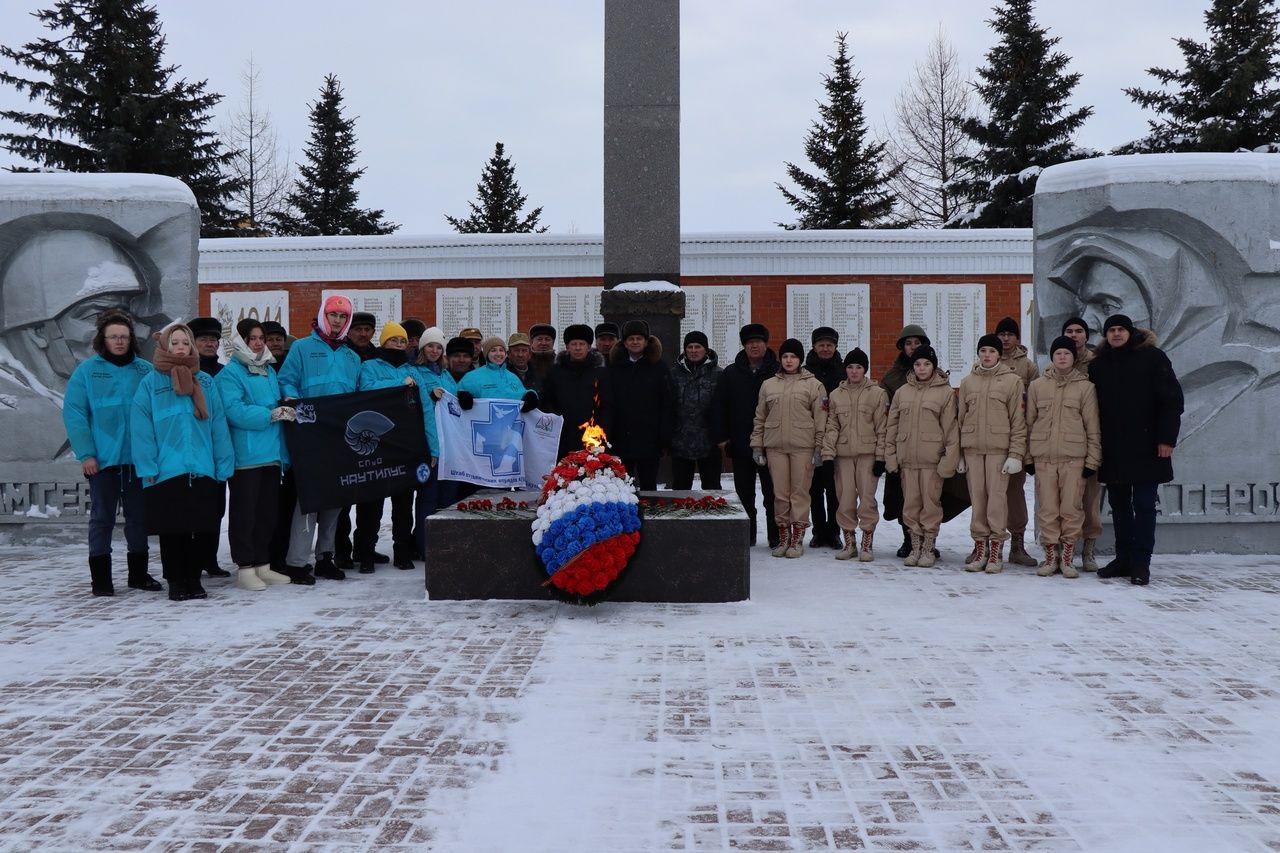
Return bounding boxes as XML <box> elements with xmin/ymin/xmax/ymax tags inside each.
<box><xmin>459</xmin><ymin>361</ymin><xmax>530</xmax><ymax>402</ymax></box>
<box><xmin>358</xmin><ymin>356</ymin><xmax>414</xmax><ymax>391</ymax></box>
<box><xmin>216</xmin><ymin>358</ymin><xmax>288</xmax><ymax>469</ymax></box>
<box><xmin>277</xmin><ymin>330</ymin><xmax>361</xmax><ymax>399</ymax></box>
<box><xmin>62</xmin><ymin>355</ymin><xmax>153</xmax><ymax>467</ymax></box>
<box><xmin>409</xmin><ymin>364</ymin><xmax>458</xmax><ymax>459</ymax></box>
<box><xmin>130</xmin><ymin>370</ymin><xmax>235</xmax><ymax>486</ymax></box>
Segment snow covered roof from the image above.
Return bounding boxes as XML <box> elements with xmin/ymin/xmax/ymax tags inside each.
<box><xmin>199</xmin><ymin>229</ymin><xmax>1033</xmax><ymax>283</ymax></box>
<box><xmin>0</xmin><ymin>172</ymin><xmax>197</xmax><ymax>205</ymax></box>
<box><xmin>1038</xmin><ymin>153</ymin><xmax>1280</xmax><ymax>195</ymax></box>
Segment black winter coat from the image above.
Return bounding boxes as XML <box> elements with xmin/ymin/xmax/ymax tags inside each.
<box><xmin>671</xmin><ymin>350</ymin><xmax>722</xmax><ymax>460</ymax></box>
<box><xmin>1088</xmin><ymin>330</ymin><xmax>1184</xmax><ymax>485</ymax></box>
<box><xmin>804</xmin><ymin>351</ymin><xmax>844</xmax><ymax>393</ymax></box>
<box><xmin>711</xmin><ymin>348</ymin><xmax>780</xmax><ymax>459</ymax></box>
<box><xmin>541</xmin><ymin>351</ymin><xmax>613</xmax><ymax>459</ymax></box>
<box><xmin>607</xmin><ymin>337</ymin><xmax>675</xmax><ymax>459</ymax></box>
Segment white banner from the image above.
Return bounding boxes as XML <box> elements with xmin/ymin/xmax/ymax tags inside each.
<box><xmin>434</xmin><ymin>392</ymin><xmax>564</xmax><ymax>488</ymax></box>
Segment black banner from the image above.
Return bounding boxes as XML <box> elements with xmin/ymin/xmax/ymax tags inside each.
<box><xmin>284</xmin><ymin>386</ymin><xmax>430</xmax><ymax>513</ymax></box>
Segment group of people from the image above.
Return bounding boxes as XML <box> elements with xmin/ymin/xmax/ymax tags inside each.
<box><xmin>63</xmin><ymin>292</ymin><xmax>1184</xmax><ymax>602</ymax></box>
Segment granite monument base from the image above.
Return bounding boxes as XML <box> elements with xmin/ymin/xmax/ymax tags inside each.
<box><xmin>426</xmin><ymin>490</ymin><xmax>749</xmax><ymax>602</ymax></box>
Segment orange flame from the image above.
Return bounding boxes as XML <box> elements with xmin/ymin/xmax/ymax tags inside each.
<box><xmin>578</xmin><ymin>382</ymin><xmax>608</xmax><ymax>450</ymax></box>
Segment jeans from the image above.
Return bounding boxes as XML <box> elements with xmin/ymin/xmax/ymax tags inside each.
<box><xmin>670</xmin><ymin>454</ymin><xmax>723</xmax><ymax>491</ymax></box>
<box><xmin>1107</xmin><ymin>482</ymin><xmax>1159</xmax><ymax>567</ymax></box>
<box><xmin>88</xmin><ymin>465</ymin><xmax>148</xmax><ymax>557</ymax></box>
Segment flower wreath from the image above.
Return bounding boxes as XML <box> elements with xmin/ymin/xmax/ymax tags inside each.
<box><xmin>531</xmin><ymin>446</ymin><xmax>641</xmax><ymax>598</ymax></box>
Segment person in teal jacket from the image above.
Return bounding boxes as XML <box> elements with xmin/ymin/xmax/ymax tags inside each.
<box><xmin>217</xmin><ymin>318</ymin><xmax>297</xmax><ymax>592</ymax></box>
<box><xmin>354</xmin><ymin>321</ymin><xmax>421</xmax><ymax>570</ymax></box>
<box><xmin>457</xmin><ymin>336</ymin><xmax>538</xmax><ymax>410</ymax></box>
<box><xmin>408</xmin><ymin>328</ymin><xmax>456</xmax><ymax>557</ymax></box>
<box><xmin>62</xmin><ymin>309</ymin><xmax>162</xmax><ymax>597</ymax></box>
<box><xmin>131</xmin><ymin>322</ymin><xmax>235</xmax><ymax>602</ymax></box>
<box><xmin>277</xmin><ymin>294</ymin><xmax>360</xmax><ymax>581</ymax></box>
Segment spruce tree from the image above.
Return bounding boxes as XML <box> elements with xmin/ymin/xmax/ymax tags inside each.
<box><xmin>1123</xmin><ymin>0</ymin><xmax>1280</xmax><ymax>153</ymax></box>
<box><xmin>947</xmin><ymin>0</ymin><xmax>1093</xmax><ymax>228</ymax></box>
<box><xmin>273</xmin><ymin>74</ymin><xmax>397</xmax><ymax>237</ymax></box>
<box><xmin>446</xmin><ymin>142</ymin><xmax>547</xmax><ymax>233</ymax></box>
<box><xmin>0</xmin><ymin>0</ymin><xmax>241</xmax><ymax>236</ymax></box>
<box><xmin>777</xmin><ymin>32</ymin><xmax>901</xmax><ymax>230</ymax></box>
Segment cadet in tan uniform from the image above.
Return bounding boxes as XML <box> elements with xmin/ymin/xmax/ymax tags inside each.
<box><xmin>885</xmin><ymin>345</ymin><xmax>959</xmax><ymax>568</ymax></box>
<box><xmin>820</xmin><ymin>347</ymin><xmax>888</xmax><ymax>561</ymax></box>
<box><xmin>994</xmin><ymin>316</ymin><xmax>1039</xmax><ymax>566</ymax></box>
<box><xmin>750</xmin><ymin>338</ymin><xmax>828</xmax><ymax>559</ymax></box>
<box><xmin>1026</xmin><ymin>336</ymin><xmax>1101</xmax><ymax>578</ymax></box>
<box><xmin>1060</xmin><ymin>316</ymin><xmax>1102</xmax><ymax>570</ymax></box>
<box><xmin>956</xmin><ymin>334</ymin><xmax>1027</xmax><ymax>573</ymax></box>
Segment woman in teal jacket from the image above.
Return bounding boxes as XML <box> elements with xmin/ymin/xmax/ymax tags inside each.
<box><xmin>62</xmin><ymin>309</ymin><xmax>161</xmax><ymax>597</ymax></box>
<box><xmin>217</xmin><ymin>319</ymin><xmax>296</xmax><ymax>592</ymax></box>
<box><xmin>408</xmin><ymin>327</ymin><xmax>455</xmax><ymax>556</ymax></box>
<box><xmin>457</xmin><ymin>337</ymin><xmax>537</xmax><ymax>409</ymax></box>
<box><xmin>131</xmin><ymin>322</ymin><xmax>235</xmax><ymax>602</ymax></box>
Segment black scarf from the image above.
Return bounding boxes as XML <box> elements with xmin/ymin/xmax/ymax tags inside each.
<box><xmin>101</xmin><ymin>350</ymin><xmax>136</xmax><ymax>367</ymax></box>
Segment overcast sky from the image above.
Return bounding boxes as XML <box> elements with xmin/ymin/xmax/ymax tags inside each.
<box><xmin>0</xmin><ymin>1</ymin><xmax>1215</xmax><ymax>234</ymax></box>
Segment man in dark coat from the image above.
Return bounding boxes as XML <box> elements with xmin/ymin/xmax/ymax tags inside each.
<box><xmin>608</xmin><ymin>319</ymin><xmax>674</xmax><ymax>491</ymax></box>
<box><xmin>671</xmin><ymin>330</ymin><xmax>722</xmax><ymax>490</ymax></box>
<box><xmin>804</xmin><ymin>326</ymin><xmax>843</xmax><ymax>548</ymax></box>
<box><xmin>1088</xmin><ymin>314</ymin><xmax>1184</xmax><ymax>586</ymax></box>
<box><xmin>712</xmin><ymin>323</ymin><xmax>780</xmax><ymax>547</ymax></box>
<box><xmin>529</xmin><ymin>323</ymin><xmax>557</xmax><ymax>391</ymax></box>
<box><xmin>541</xmin><ymin>324</ymin><xmax>613</xmax><ymax>460</ymax></box>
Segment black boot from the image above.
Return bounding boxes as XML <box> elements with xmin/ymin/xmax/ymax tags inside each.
<box><xmin>160</xmin><ymin>537</ymin><xmax>189</xmax><ymax>601</ymax></box>
<box><xmin>1098</xmin><ymin>557</ymin><xmax>1131</xmax><ymax>579</ymax></box>
<box><xmin>126</xmin><ymin>552</ymin><xmax>163</xmax><ymax>591</ymax></box>
<box><xmin>1129</xmin><ymin>562</ymin><xmax>1150</xmax><ymax>586</ymax></box>
<box><xmin>393</xmin><ymin>546</ymin><xmax>414</xmax><ymax>571</ymax></box>
<box><xmin>896</xmin><ymin>524</ymin><xmax>913</xmax><ymax>558</ymax></box>
<box><xmin>747</xmin><ymin>512</ymin><xmax>758</xmax><ymax>546</ymax></box>
<box><xmin>89</xmin><ymin>554</ymin><xmax>114</xmax><ymax>597</ymax></box>
<box><xmin>766</xmin><ymin>516</ymin><xmax>780</xmax><ymax>549</ymax></box>
<box><xmin>205</xmin><ymin>565</ymin><xmax>231</xmax><ymax>578</ymax></box>
<box><xmin>372</xmin><ymin>550</ymin><xmax>390</xmax><ymax>564</ymax></box>
<box><xmin>314</xmin><ymin>553</ymin><xmax>346</xmax><ymax>580</ymax></box>
<box><xmin>186</xmin><ymin>534</ymin><xmax>209</xmax><ymax>599</ymax></box>
<box><xmin>284</xmin><ymin>563</ymin><xmax>316</xmax><ymax>585</ymax></box>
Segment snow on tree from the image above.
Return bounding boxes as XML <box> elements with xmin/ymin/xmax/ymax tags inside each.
<box><xmin>446</xmin><ymin>142</ymin><xmax>547</xmax><ymax>233</ymax></box>
<box><xmin>0</xmin><ymin>0</ymin><xmax>241</xmax><ymax>236</ymax></box>
<box><xmin>272</xmin><ymin>74</ymin><xmax>397</xmax><ymax>237</ymax></box>
<box><xmin>220</xmin><ymin>57</ymin><xmax>292</xmax><ymax>236</ymax></box>
<box><xmin>1122</xmin><ymin>0</ymin><xmax>1280</xmax><ymax>154</ymax></box>
<box><xmin>888</xmin><ymin>28</ymin><xmax>976</xmax><ymax>228</ymax></box>
<box><xmin>947</xmin><ymin>0</ymin><xmax>1093</xmax><ymax>229</ymax></box>
<box><xmin>777</xmin><ymin>32</ymin><xmax>902</xmax><ymax>230</ymax></box>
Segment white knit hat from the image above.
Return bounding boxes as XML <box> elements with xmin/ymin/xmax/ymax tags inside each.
<box><xmin>421</xmin><ymin>326</ymin><xmax>446</xmax><ymax>347</ymax></box>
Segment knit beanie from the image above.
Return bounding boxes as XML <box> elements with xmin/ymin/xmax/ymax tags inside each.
<box><xmin>480</xmin><ymin>335</ymin><xmax>506</xmax><ymax>358</ymax></box>
<box><xmin>995</xmin><ymin>316</ymin><xmax>1020</xmax><ymax>338</ymax></box>
<box><xmin>445</xmin><ymin>336</ymin><xmax>473</xmax><ymax>357</ymax></box>
<box><xmin>779</xmin><ymin>338</ymin><xmax>805</xmax><ymax>361</ymax></box>
<box><xmin>913</xmin><ymin>345</ymin><xmax>939</xmax><ymax>369</ymax></box>
<box><xmin>811</xmin><ymin>326</ymin><xmax>839</xmax><ymax>346</ymax></box>
<box><xmin>683</xmin><ymin>330</ymin><xmax>709</xmax><ymax>349</ymax></box>
<box><xmin>1050</xmin><ymin>335</ymin><xmax>1077</xmax><ymax>360</ymax></box>
<box><xmin>1062</xmin><ymin>316</ymin><xmax>1090</xmax><ymax>337</ymax></box>
<box><xmin>1103</xmin><ymin>314</ymin><xmax>1135</xmax><ymax>334</ymax></box>
<box><xmin>379</xmin><ymin>320</ymin><xmax>408</xmax><ymax>346</ymax></box>
<box><xmin>844</xmin><ymin>347</ymin><xmax>869</xmax><ymax>371</ymax></box>
<box><xmin>421</xmin><ymin>326</ymin><xmax>446</xmax><ymax>348</ymax></box>
<box><xmin>977</xmin><ymin>333</ymin><xmax>1002</xmax><ymax>354</ymax></box>
<box><xmin>563</xmin><ymin>323</ymin><xmax>594</xmax><ymax>345</ymax></box>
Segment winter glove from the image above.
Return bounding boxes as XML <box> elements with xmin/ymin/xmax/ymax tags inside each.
<box><xmin>520</xmin><ymin>391</ymin><xmax>538</xmax><ymax>413</ymax></box>
<box><xmin>1024</xmin><ymin>463</ymin><xmax>1036</xmax><ymax>477</ymax></box>
<box><xmin>872</xmin><ymin>460</ymin><xmax>886</xmax><ymax>478</ymax></box>
<box><xmin>270</xmin><ymin>406</ymin><xmax>296</xmax><ymax>422</ymax></box>
<box><xmin>956</xmin><ymin>457</ymin><xmax>967</xmax><ymax>475</ymax></box>
<box><xmin>457</xmin><ymin>390</ymin><xmax>474</xmax><ymax>410</ymax></box>
<box><xmin>752</xmin><ymin>449</ymin><xmax>766</xmax><ymax>467</ymax></box>
<box><xmin>1083</xmin><ymin>467</ymin><xmax>1096</xmax><ymax>479</ymax></box>
<box><xmin>812</xmin><ymin>449</ymin><xmax>823</xmax><ymax>467</ymax></box>
<box><xmin>1001</xmin><ymin>456</ymin><xmax>1022</xmax><ymax>476</ymax></box>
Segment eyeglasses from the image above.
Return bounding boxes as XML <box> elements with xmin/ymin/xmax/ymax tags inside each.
<box><xmin>104</xmin><ymin>335</ymin><xmax>131</xmax><ymax>343</ymax></box>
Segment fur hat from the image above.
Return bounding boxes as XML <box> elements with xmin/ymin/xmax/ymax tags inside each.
<box><xmin>529</xmin><ymin>323</ymin><xmax>557</xmax><ymax>341</ymax></box>
<box><xmin>350</xmin><ymin>312</ymin><xmax>377</xmax><ymax>330</ymax></box>
<box><xmin>811</xmin><ymin>326</ymin><xmax>839</xmax><ymax>345</ymax></box>
<box><xmin>421</xmin><ymin>326</ymin><xmax>446</xmax><ymax>348</ymax></box>
<box><xmin>738</xmin><ymin>323</ymin><xmax>769</xmax><ymax>344</ymax></box>
<box><xmin>912</xmin><ymin>345</ymin><xmax>939</xmax><ymax>369</ymax></box>
<box><xmin>261</xmin><ymin>320</ymin><xmax>287</xmax><ymax>338</ymax></box>
<box><xmin>188</xmin><ymin>316</ymin><xmax>222</xmax><ymax>339</ymax></box>
<box><xmin>507</xmin><ymin>332</ymin><xmax>531</xmax><ymax>348</ymax></box>
<box><xmin>379</xmin><ymin>320</ymin><xmax>409</xmax><ymax>346</ymax></box>
<box><xmin>683</xmin><ymin>330</ymin><xmax>709</xmax><ymax>349</ymax></box>
<box><xmin>844</xmin><ymin>347</ymin><xmax>869</xmax><ymax>371</ymax></box>
<box><xmin>779</xmin><ymin>338</ymin><xmax>805</xmax><ymax>361</ymax></box>
<box><xmin>480</xmin><ymin>335</ymin><xmax>506</xmax><ymax>357</ymax></box>
<box><xmin>1050</xmin><ymin>335</ymin><xmax>1077</xmax><ymax>359</ymax></box>
<box><xmin>1061</xmin><ymin>316</ymin><xmax>1089</xmax><ymax>337</ymax></box>
<box><xmin>977</xmin><ymin>333</ymin><xmax>1003</xmax><ymax>354</ymax></box>
<box><xmin>896</xmin><ymin>324</ymin><xmax>930</xmax><ymax>349</ymax></box>
<box><xmin>594</xmin><ymin>321</ymin><xmax>619</xmax><ymax>339</ymax></box>
<box><xmin>445</xmin><ymin>336</ymin><xmax>473</xmax><ymax>357</ymax></box>
<box><xmin>995</xmin><ymin>316</ymin><xmax>1020</xmax><ymax>338</ymax></box>
<box><xmin>563</xmin><ymin>323</ymin><xmax>594</xmax><ymax>345</ymax></box>
<box><xmin>401</xmin><ymin>319</ymin><xmax>426</xmax><ymax>339</ymax></box>
<box><xmin>621</xmin><ymin>319</ymin><xmax>650</xmax><ymax>340</ymax></box>
<box><xmin>1103</xmin><ymin>314</ymin><xmax>1135</xmax><ymax>334</ymax></box>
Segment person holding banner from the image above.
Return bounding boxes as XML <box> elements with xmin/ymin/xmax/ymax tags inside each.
<box><xmin>217</xmin><ymin>319</ymin><xmax>296</xmax><ymax>591</ymax></box>
<box><xmin>410</xmin><ymin>327</ymin><xmax>452</xmax><ymax>556</ymax></box>
<box><xmin>357</xmin><ymin>321</ymin><xmax>420</xmax><ymax>571</ymax></box>
<box><xmin>130</xmin><ymin>322</ymin><xmax>235</xmax><ymax>602</ymax></box>
<box><xmin>276</xmin><ymin>295</ymin><xmax>361</xmax><ymax>582</ymax></box>
<box><xmin>457</xmin><ymin>337</ymin><xmax>538</xmax><ymax>412</ymax></box>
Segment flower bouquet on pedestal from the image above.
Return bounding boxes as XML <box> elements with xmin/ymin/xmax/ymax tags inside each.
<box><xmin>531</xmin><ymin>422</ymin><xmax>641</xmax><ymax>600</ymax></box>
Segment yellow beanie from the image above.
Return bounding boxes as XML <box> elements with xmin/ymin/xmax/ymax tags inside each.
<box><xmin>379</xmin><ymin>320</ymin><xmax>408</xmax><ymax>346</ymax></box>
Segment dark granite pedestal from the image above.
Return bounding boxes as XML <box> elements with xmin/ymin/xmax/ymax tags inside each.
<box><xmin>426</xmin><ymin>490</ymin><xmax>750</xmax><ymax>602</ymax></box>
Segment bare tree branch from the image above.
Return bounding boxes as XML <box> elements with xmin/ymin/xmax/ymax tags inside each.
<box><xmin>220</xmin><ymin>56</ymin><xmax>292</xmax><ymax>235</ymax></box>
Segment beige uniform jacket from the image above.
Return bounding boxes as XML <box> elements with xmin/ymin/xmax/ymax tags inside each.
<box><xmin>820</xmin><ymin>376</ymin><xmax>888</xmax><ymax>461</ymax></box>
<box><xmin>750</xmin><ymin>368</ymin><xmax>828</xmax><ymax>452</ymax></box>
<box><xmin>885</xmin><ymin>371</ymin><xmax>960</xmax><ymax>476</ymax></box>
<box><xmin>1001</xmin><ymin>345</ymin><xmax>1040</xmax><ymax>389</ymax></box>
<box><xmin>957</xmin><ymin>361</ymin><xmax>1027</xmax><ymax>460</ymax></box>
<box><xmin>1025</xmin><ymin>367</ymin><xmax>1102</xmax><ymax>469</ymax></box>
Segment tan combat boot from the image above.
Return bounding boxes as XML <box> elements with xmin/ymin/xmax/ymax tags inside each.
<box><xmin>785</xmin><ymin>523</ymin><xmax>808</xmax><ymax>558</ymax></box>
<box><xmin>771</xmin><ymin>524</ymin><xmax>791</xmax><ymax>558</ymax></box>
<box><xmin>964</xmin><ymin>539</ymin><xmax>988</xmax><ymax>572</ymax></box>
<box><xmin>985</xmin><ymin>539</ymin><xmax>1004</xmax><ymax>573</ymax></box>
<box><xmin>835</xmin><ymin>530</ymin><xmax>858</xmax><ymax>561</ymax></box>
<box><xmin>1060</xmin><ymin>541</ymin><xmax>1079</xmax><ymax>578</ymax></box>
<box><xmin>1008</xmin><ymin>534</ymin><xmax>1038</xmax><ymax>567</ymax></box>
<box><xmin>903</xmin><ymin>533</ymin><xmax>923</xmax><ymax>566</ymax></box>
<box><xmin>917</xmin><ymin>535</ymin><xmax>938</xmax><ymax>568</ymax></box>
<box><xmin>1081</xmin><ymin>539</ymin><xmax>1099</xmax><ymax>572</ymax></box>
<box><xmin>858</xmin><ymin>528</ymin><xmax>875</xmax><ymax>562</ymax></box>
<box><xmin>1036</xmin><ymin>543</ymin><xmax>1060</xmax><ymax>577</ymax></box>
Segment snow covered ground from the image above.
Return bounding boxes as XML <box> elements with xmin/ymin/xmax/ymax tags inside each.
<box><xmin>1</xmin><ymin>485</ymin><xmax>1278</xmax><ymax>852</ymax></box>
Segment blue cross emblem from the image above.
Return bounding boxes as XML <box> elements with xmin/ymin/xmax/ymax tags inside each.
<box><xmin>471</xmin><ymin>401</ymin><xmax>524</xmax><ymax>475</ymax></box>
